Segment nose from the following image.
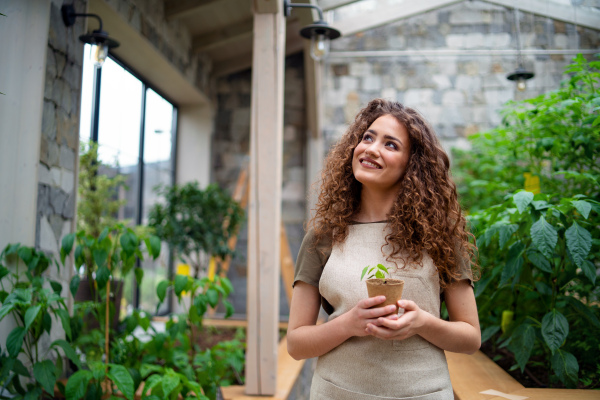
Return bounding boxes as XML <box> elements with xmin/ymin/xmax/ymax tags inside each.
<box><xmin>364</xmin><ymin>142</ymin><xmax>380</xmax><ymax>158</ymax></box>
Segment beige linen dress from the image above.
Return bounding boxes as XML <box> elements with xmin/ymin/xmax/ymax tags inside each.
<box><xmin>303</xmin><ymin>223</ymin><xmax>454</xmax><ymax>399</ymax></box>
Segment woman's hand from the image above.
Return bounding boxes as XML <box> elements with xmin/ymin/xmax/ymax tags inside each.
<box><xmin>342</xmin><ymin>296</ymin><xmax>399</xmax><ymax>338</ymax></box>
<box><xmin>365</xmin><ymin>300</ymin><xmax>426</xmax><ymax>340</ymax></box>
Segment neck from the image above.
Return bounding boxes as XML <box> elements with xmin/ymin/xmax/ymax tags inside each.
<box><xmin>354</xmin><ymin>185</ymin><xmax>398</xmax><ymax>223</ymax></box>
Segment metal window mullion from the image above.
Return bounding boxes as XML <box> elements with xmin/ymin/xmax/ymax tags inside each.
<box><xmin>90</xmin><ymin>66</ymin><xmax>102</xmax><ymax>142</ymax></box>
<box><xmin>134</xmin><ymin>84</ymin><xmax>147</xmax><ymax>310</ymax></box>
<box><xmin>164</xmin><ymin>106</ymin><xmax>178</xmax><ymax>315</ymax></box>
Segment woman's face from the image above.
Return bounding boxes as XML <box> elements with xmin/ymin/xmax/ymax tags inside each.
<box><xmin>352</xmin><ymin>114</ymin><xmax>411</xmax><ymax>194</ymax></box>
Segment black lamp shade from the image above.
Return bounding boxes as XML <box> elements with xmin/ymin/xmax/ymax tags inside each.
<box><xmin>299</xmin><ymin>21</ymin><xmax>341</xmax><ymax>40</ymax></box>
<box><xmin>507</xmin><ymin>67</ymin><xmax>534</xmax><ymax>81</ymax></box>
<box><xmin>79</xmin><ymin>30</ymin><xmax>120</xmax><ymax>49</ymax></box>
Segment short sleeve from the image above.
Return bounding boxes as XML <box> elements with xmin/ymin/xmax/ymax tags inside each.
<box><xmin>293</xmin><ymin>228</ymin><xmax>332</xmax><ymax>288</ymax></box>
<box><xmin>447</xmin><ymin>241</ymin><xmax>474</xmax><ymax>288</ymax></box>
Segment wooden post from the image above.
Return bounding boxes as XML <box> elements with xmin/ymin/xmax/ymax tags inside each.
<box><xmin>245</xmin><ymin>0</ymin><xmax>286</xmax><ymax>395</ymax></box>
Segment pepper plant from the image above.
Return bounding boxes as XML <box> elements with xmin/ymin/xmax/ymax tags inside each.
<box><xmin>0</xmin><ymin>244</ymin><xmax>80</xmax><ymax>399</ymax></box>
<box><xmin>454</xmin><ymin>54</ymin><xmax>600</xmax><ymax>388</ymax></box>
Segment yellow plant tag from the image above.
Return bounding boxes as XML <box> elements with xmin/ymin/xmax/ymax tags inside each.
<box><xmin>176</xmin><ymin>264</ymin><xmax>191</xmax><ymax>276</ymax></box>
<box><xmin>208</xmin><ymin>257</ymin><xmax>216</xmax><ymax>282</ymax></box>
<box><xmin>523</xmin><ymin>173</ymin><xmax>540</xmax><ymax>194</ymax></box>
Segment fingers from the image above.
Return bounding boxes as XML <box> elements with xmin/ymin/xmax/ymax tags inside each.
<box><xmin>361</xmin><ymin>296</ymin><xmax>387</xmax><ymax>308</ymax></box>
<box><xmin>398</xmin><ymin>299</ymin><xmax>417</xmax><ymax>310</ymax></box>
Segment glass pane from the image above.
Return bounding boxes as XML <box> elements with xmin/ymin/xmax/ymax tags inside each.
<box><xmin>139</xmin><ymin>89</ymin><xmax>175</xmax><ymax>315</ymax></box>
<box><xmin>79</xmin><ymin>44</ymin><xmax>95</xmax><ymax>144</ymax></box>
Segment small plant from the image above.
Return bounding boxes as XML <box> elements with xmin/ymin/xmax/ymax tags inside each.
<box><xmin>0</xmin><ymin>244</ymin><xmax>80</xmax><ymax>399</ymax></box>
<box><xmin>360</xmin><ymin>264</ymin><xmax>390</xmax><ymax>280</ymax></box>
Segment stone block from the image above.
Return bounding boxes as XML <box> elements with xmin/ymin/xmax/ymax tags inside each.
<box><xmin>38</xmin><ymin>165</ymin><xmax>53</xmax><ymax>187</ymax></box>
<box><xmin>388</xmin><ymin>35</ymin><xmax>406</xmax><ymax>49</ymax></box>
<box><xmin>62</xmin><ymin>169</ymin><xmax>75</xmax><ymax>193</ymax></box>
<box><xmin>484</xmin><ymin>89</ymin><xmax>513</xmax><ymax>107</ymax></box>
<box><xmin>554</xmin><ymin>34</ymin><xmax>568</xmax><ymax>49</ymax></box>
<box><xmin>394</xmin><ymin>75</ymin><xmax>407</xmax><ymax>91</ymax></box>
<box><xmin>46</xmin><ymin>47</ymin><xmax>57</xmax><ymax>79</ymax></box>
<box><xmin>284</xmin><ymin>125</ymin><xmax>297</xmax><ymax>142</ymax></box>
<box><xmin>404</xmin><ymin>89</ymin><xmax>434</xmax><ymax>106</ymax></box>
<box><xmin>362</xmin><ymin>75</ymin><xmax>382</xmax><ymax>92</ymax></box>
<box><xmin>48</xmin><ymin>4</ymin><xmax>67</xmax><ymax>54</ymax></box>
<box><xmin>380</xmin><ymin>88</ymin><xmax>397</xmax><ymax>101</ymax></box>
<box><xmin>349</xmin><ymin>62</ymin><xmax>372</xmax><ymax>77</ymax></box>
<box><xmin>432</xmin><ymin>75</ymin><xmax>452</xmax><ymax>90</ymax></box>
<box><xmin>42</xmin><ymin>101</ymin><xmax>57</xmax><ymax>141</ymax></box>
<box><xmin>484</xmin><ymin>33</ymin><xmax>511</xmax><ymax>48</ymax></box>
<box><xmin>282</xmin><ymin>181</ymin><xmax>305</xmax><ymax>202</ymax></box>
<box><xmin>54</xmin><ymin>52</ymin><xmax>67</xmax><ymax>81</ymax></box>
<box><xmin>63</xmin><ymin>191</ymin><xmax>76</xmax><ymax>219</ymax></box>
<box><xmin>48</xmin><ymin>213</ymin><xmax>64</xmax><ymax>245</ymax></box>
<box><xmin>59</xmin><ymin>145</ymin><xmax>76</xmax><ymax>170</ymax></box>
<box><xmin>332</xmin><ymin>64</ymin><xmax>349</xmax><ymax>76</ymax></box>
<box><xmin>42</xmin><ymin>140</ymin><xmax>60</xmax><ymax>168</ymax></box>
<box><xmin>50</xmin><ymin>187</ymin><xmax>67</xmax><ymax>215</ymax></box>
<box><xmin>450</xmin><ymin>10</ymin><xmax>491</xmax><ymax>24</ymax></box>
<box><xmin>459</xmin><ymin>61</ymin><xmax>480</xmax><ymax>76</ymax></box>
<box><xmin>442</xmin><ymin>90</ymin><xmax>465</xmax><ymax>106</ymax></box>
<box><xmin>344</xmin><ymin>92</ymin><xmax>361</xmax><ymax>123</ymax></box>
<box><xmin>339</xmin><ymin>76</ymin><xmax>359</xmax><ymax>92</ymax></box>
<box><xmin>39</xmin><ymin>215</ymin><xmax>59</xmax><ymax>255</ymax></box>
<box><xmin>482</xmin><ymin>74</ymin><xmax>508</xmax><ymax>90</ymax></box>
<box><xmin>440</xmin><ymin>107</ymin><xmax>465</xmax><ymax>126</ymax></box>
<box><xmin>455</xmin><ymin>75</ymin><xmax>481</xmax><ymax>92</ymax></box>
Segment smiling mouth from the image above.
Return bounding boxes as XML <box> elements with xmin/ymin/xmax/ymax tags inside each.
<box><xmin>360</xmin><ymin>158</ymin><xmax>382</xmax><ymax>169</ymax></box>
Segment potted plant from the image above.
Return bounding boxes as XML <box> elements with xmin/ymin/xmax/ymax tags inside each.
<box><xmin>148</xmin><ymin>182</ymin><xmax>244</xmax><ymax>279</ymax></box>
<box><xmin>361</xmin><ymin>264</ymin><xmax>404</xmax><ymax>311</ymax></box>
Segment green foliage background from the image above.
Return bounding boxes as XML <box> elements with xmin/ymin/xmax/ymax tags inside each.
<box><xmin>453</xmin><ymin>54</ymin><xmax>600</xmax><ymax>388</ymax></box>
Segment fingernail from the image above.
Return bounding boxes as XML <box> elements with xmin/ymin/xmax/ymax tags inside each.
<box><xmin>398</xmin><ymin>301</ymin><xmax>405</xmax><ymax>307</ymax></box>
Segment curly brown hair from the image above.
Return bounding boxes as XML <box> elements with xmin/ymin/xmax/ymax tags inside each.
<box><xmin>310</xmin><ymin>98</ymin><xmax>478</xmax><ymax>287</ymax></box>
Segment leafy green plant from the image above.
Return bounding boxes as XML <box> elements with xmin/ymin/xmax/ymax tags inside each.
<box><xmin>138</xmin><ymin>364</ymin><xmax>208</xmax><ymax>400</ymax></box>
<box><xmin>148</xmin><ymin>182</ymin><xmax>244</xmax><ymax>278</ymax></box>
<box><xmin>0</xmin><ymin>244</ymin><xmax>80</xmax><ymax>399</ymax></box>
<box><xmin>360</xmin><ymin>263</ymin><xmax>390</xmax><ymax>280</ymax></box>
<box><xmin>65</xmin><ymin>361</ymin><xmax>135</xmax><ymax>400</ymax></box>
<box><xmin>455</xmin><ymin>55</ymin><xmax>600</xmax><ymax>388</ymax></box>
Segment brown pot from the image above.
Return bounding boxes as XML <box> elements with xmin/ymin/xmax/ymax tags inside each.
<box><xmin>366</xmin><ymin>278</ymin><xmax>404</xmax><ymax>311</ymax></box>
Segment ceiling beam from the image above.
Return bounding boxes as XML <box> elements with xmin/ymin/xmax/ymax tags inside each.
<box><xmin>164</xmin><ymin>0</ymin><xmax>221</xmax><ymax>20</ymax></box>
<box><xmin>332</xmin><ymin>0</ymin><xmax>464</xmax><ymax>37</ymax></box>
<box><xmin>192</xmin><ymin>18</ymin><xmax>254</xmax><ymax>52</ymax></box>
<box><xmin>481</xmin><ymin>0</ymin><xmax>600</xmax><ymax>31</ymax></box>
<box><xmin>319</xmin><ymin>0</ymin><xmax>360</xmax><ymax>12</ymax></box>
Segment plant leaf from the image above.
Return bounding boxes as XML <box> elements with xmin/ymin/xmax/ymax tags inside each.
<box><xmin>55</xmin><ymin>308</ymin><xmax>72</xmax><ymax>340</ymax></box>
<box><xmin>70</xmin><ymin>275</ymin><xmax>80</xmax><ymax>297</ymax></box>
<box><xmin>571</xmin><ymin>200</ymin><xmax>591</xmax><ymax>219</ymax></box>
<box><xmin>565</xmin><ymin>296</ymin><xmax>600</xmax><ymax>329</ymax></box>
<box><xmin>530</xmin><ymin>216</ymin><xmax>558</xmax><ymax>260</ymax></box>
<box><xmin>149</xmin><ymin>236</ymin><xmax>161</xmax><ymax>259</ymax></box>
<box><xmin>96</xmin><ymin>265</ymin><xmax>110</xmax><ymax>289</ymax></box>
<box><xmin>33</xmin><ymin>359</ymin><xmax>56</xmax><ymax>395</ymax></box>
<box><xmin>24</xmin><ymin>305</ymin><xmax>41</xmax><ymax>330</ymax></box>
<box><xmin>65</xmin><ymin>370</ymin><xmax>92</xmax><ymax>400</ymax></box>
<box><xmin>142</xmin><ymin>374</ymin><xmax>162</xmax><ymax>398</ymax></box>
<box><xmin>526</xmin><ymin>249</ymin><xmax>553</xmax><ymax>273</ymax></box>
<box><xmin>565</xmin><ymin>221</ymin><xmax>592</xmax><ymax>270</ymax></box>
<box><xmin>551</xmin><ymin>349</ymin><xmax>579</xmax><ymax>386</ymax></box>
<box><xmin>206</xmin><ymin>289</ymin><xmax>219</xmax><ymax>308</ymax></box>
<box><xmin>375</xmin><ymin>270</ymin><xmax>385</xmax><ymax>279</ymax></box>
<box><xmin>157</xmin><ymin>280</ymin><xmax>169</xmax><ymax>303</ymax></box>
<box><xmin>61</xmin><ymin>233</ymin><xmax>76</xmax><ymax>265</ymax></box>
<box><xmin>500</xmin><ymin>241</ymin><xmax>525</xmax><ymax>286</ymax></box>
<box><xmin>377</xmin><ymin>264</ymin><xmax>389</xmax><ymax>274</ymax></box>
<box><xmin>161</xmin><ymin>371</ymin><xmax>180</xmax><ymax>397</ymax></box>
<box><xmin>513</xmin><ymin>191</ymin><xmax>534</xmax><ymax>214</ymax></box>
<box><xmin>360</xmin><ymin>266</ymin><xmax>369</xmax><ymax>281</ymax></box>
<box><xmin>7</xmin><ymin>326</ymin><xmax>26</xmax><ymax>357</ymax></box>
<box><xmin>140</xmin><ymin>364</ymin><xmax>163</xmax><ymax>379</ymax></box>
<box><xmin>541</xmin><ymin>309</ymin><xmax>569</xmax><ymax>354</ymax></box>
<box><xmin>50</xmin><ymin>280</ymin><xmax>62</xmax><ymax>294</ymax></box>
<box><xmin>92</xmin><ymin>249</ymin><xmax>108</xmax><ymax>269</ymax></box>
<box><xmin>580</xmin><ymin>260</ymin><xmax>596</xmax><ymax>285</ymax></box>
<box><xmin>224</xmin><ymin>300</ymin><xmax>234</xmax><ymax>319</ymax></box>
<box><xmin>511</xmin><ymin>323</ymin><xmax>536</xmax><ymax>372</ymax></box>
<box><xmin>174</xmin><ymin>274</ymin><xmax>188</xmax><ymax>297</ymax></box>
<box><xmin>52</xmin><ymin>339</ymin><xmax>81</xmax><ymax>369</ymax></box>
<box><xmin>134</xmin><ymin>267</ymin><xmax>144</xmax><ymax>284</ymax></box>
<box><xmin>108</xmin><ymin>364</ymin><xmax>134</xmax><ymax>400</ymax></box>
<box><xmin>498</xmin><ymin>224</ymin><xmax>518</xmax><ymax>249</ymax></box>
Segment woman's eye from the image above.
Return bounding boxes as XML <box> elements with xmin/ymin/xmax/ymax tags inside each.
<box><xmin>386</xmin><ymin>142</ymin><xmax>397</xmax><ymax>150</ymax></box>
<box><xmin>362</xmin><ymin>135</ymin><xmax>373</xmax><ymax>142</ymax></box>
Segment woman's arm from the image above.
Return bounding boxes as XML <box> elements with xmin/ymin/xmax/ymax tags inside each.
<box><xmin>365</xmin><ymin>279</ymin><xmax>481</xmax><ymax>354</ymax></box>
<box><xmin>287</xmin><ymin>281</ymin><xmax>397</xmax><ymax>360</ymax></box>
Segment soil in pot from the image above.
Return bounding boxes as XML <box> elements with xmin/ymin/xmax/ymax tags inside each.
<box><xmin>366</xmin><ymin>278</ymin><xmax>404</xmax><ymax>312</ymax></box>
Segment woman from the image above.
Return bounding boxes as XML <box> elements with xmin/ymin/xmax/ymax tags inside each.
<box><xmin>287</xmin><ymin>99</ymin><xmax>480</xmax><ymax>399</ymax></box>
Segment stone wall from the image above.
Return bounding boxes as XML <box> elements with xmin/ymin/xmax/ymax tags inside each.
<box><xmin>323</xmin><ymin>1</ymin><xmax>600</xmax><ymax>152</ymax></box>
<box><xmin>37</xmin><ymin>0</ymin><xmax>87</xmax><ymax>262</ymax></box>
<box><xmin>211</xmin><ymin>53</ymin><xmax>308</xmax><ymax>317</ymax></box>
<box><xmin>99</xmin><ymin>0</ymin><xmax>211</xmax><ymax>94</ymax></box>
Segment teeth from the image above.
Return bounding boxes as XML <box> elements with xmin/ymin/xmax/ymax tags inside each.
<box><xmin>362</xmin><ymin>160</ymin><xmax>380</xmax><ymax>169</ymax></box>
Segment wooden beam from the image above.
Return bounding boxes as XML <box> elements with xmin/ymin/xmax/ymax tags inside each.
<box><xmin>245</xmin><ymin>6</ymin><xmax>286</xmax><ymax>396</ymax></box>
<box><xmin>192</xmin><ymin>18</ymin><xmax>254</xmax><ymax>52</ymax></box>
<box><xmin>319</xmin><ymin>0</ymin><xmax>361</xmax><ymax>12</ymax></box>
<box><xmin>254</xmin><ymin>0</ymin><xmax>281</xmax><ymax>14</ymax></box>
<box><xmin>332</xmin><ymin>0</ymin><xmax>463</xmax><ymax>37</ymax></box>
<box><xmin>280</xmin><ymin>223</ymin><xmax>295</xmax><ymax>305</ymax></box>
<box><xmin>164</xmin><ymin>0</ymin><xmax>221</xmax><ymax>20</ymax></box>
<box><xmin>481</xmin><ymin>0</ymin><xmax>600</xmax><ymax>31</ymax></box>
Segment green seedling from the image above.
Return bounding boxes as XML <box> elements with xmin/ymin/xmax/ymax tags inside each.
<box><xmin>360</xmin><ymin>263</ymin><xmax>390</xmax><ymax>280</ymax></box>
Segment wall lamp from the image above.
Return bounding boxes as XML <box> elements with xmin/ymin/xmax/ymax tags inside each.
<box><xmin>283</xmin><ymin>0</ymin><xmax>341</xmax><ymax>61</ymax></box>
<box><xmin>506</xmin><ymin>7</ymin><xmax>534</xmax><ymax>91</ymax></box>
<box><xmin>61</xmin><ymin>4</ymin><xmax>120</xmax><ymax>67</ymax></box>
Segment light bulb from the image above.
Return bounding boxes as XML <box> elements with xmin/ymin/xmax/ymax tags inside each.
<box><xmin>310</xmin><ymin>34</ymin><xmax>329</xmax><ymax>61</ymax></box>
<box><xmin>91</xmin><ymin>43</ymin><xmax>109</xmax><ymax>67</ymax></box>
<box><xmin>516</xmin><ymin>78</ymin><xmax>527</xmax><ymax>92</ymax></box>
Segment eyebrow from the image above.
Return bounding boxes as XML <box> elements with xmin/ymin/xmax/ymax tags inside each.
<box><xmin>366</xmin><ymin>129</ymin><xmax>404</xmax><ymax>148</ymax></box>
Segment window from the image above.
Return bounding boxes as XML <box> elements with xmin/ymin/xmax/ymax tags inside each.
<box><xmin>79</xmin><ymin>45</ymin><xmax>176</xmax><ymax>315</ymax></box>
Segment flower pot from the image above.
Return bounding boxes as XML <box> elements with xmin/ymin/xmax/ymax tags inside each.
<box><xmin>74</xmin><ymin>277</ymin><xmax>124</xmax><ymax>330</ymax></box>
<box><xmin>366</xmin><ymin>278</ymin><xmax>404</xmax><ymax>312</ymax></box>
